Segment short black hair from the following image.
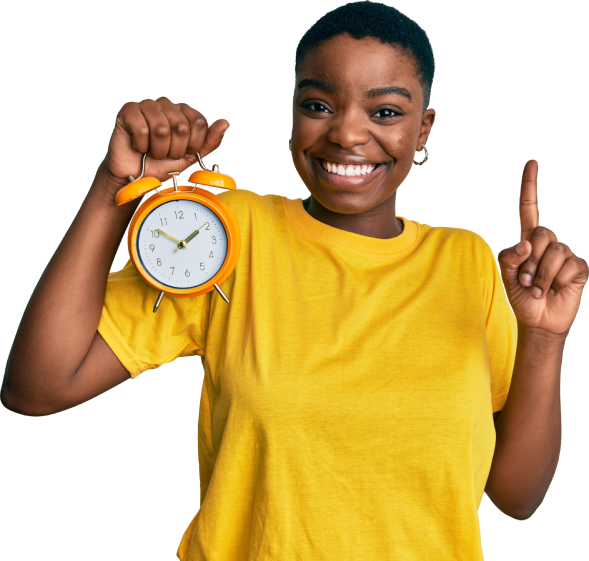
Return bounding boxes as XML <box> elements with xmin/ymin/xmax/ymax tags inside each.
<box><xmin>295</xmin><ymin>1</ymin><xmax>435</xmax><ymax>110</ymax></box>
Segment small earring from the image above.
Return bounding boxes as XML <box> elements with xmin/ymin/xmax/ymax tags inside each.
<box><xmin>289</xmin><ymin>139</ymin><xmax>292</xmax><ymax>151</ymax></box>
<box><xmin>413</xmin><ymin>144</ymin><xmax>428</xmax><ymax>165</ymax></box>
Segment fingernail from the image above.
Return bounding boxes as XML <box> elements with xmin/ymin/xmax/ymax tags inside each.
<box><xmin>531</xmin><ymin>287</ymin><xmax>543</xmax><ymax>298</ymax></box>
<box><xmin>515</xmin><ymin>242</ymin><xmax>526</xmax><ymax>255</ymax></box>
<box><xmin>521</xmin><ymin>273</ymin><xmax>533</xmax><ymax>286</ymax></box>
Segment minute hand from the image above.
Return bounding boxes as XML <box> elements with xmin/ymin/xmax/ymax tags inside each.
<box><xmin>156</xmin><ymin>229</ymin><xmax>182</xmax><ymax>245</ymax></box>
<box><xmin>174</xmin><ymin>222</ymin><xmax>209</xmax><ymax>253</ymax></box>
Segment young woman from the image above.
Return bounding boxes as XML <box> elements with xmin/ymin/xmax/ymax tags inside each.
<box><xmin>3</xmin><ymin>2</ymin><xmax>587</xmax><ymax>560</ymax></box>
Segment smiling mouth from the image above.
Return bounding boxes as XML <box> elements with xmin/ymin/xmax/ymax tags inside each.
<box><xmin>319</xmin><ymin>159</ymin><xmax>382</xmax><ymax>177</ymax></box>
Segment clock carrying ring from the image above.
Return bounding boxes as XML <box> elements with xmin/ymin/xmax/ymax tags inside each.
<box><xmin>127</xmin><ymin>152</ymin><xmax>221</xmax><ymax>184</ymax></box>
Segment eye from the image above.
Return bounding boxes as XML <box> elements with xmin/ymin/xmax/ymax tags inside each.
<box><xmin>301</xmin><ymin>101</ymin><xmax>330</xmax><ymax>113</ymax></box>
<box><xmin>372</xmin><ymin>107</ymin><xmax>401</xmax><ymax>119</ymax></box>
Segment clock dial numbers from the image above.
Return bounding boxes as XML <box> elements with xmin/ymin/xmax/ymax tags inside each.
<box><xmin>137</xmin><ymin>200</ymin><xmax>228</xmax><ymax>289</ymax></box>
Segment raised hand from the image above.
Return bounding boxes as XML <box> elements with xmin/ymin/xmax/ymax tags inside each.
<box><xmin>497</xmin><ymin>160</ymin><xmax>588</xmax><ymax>336</ymax></box>
<box><xmin>103</xmin><ymin>97</ymin><xmax>229</xmax><ymax>186</ymax></box>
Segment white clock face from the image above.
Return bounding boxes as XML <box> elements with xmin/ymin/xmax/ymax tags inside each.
<box><xmin>137</xmin><ymin>199</ymin><xmax>228</xmax><ymax>289</ymax></box>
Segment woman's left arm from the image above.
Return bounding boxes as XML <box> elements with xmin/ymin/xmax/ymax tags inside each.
<box><xmin>486</xmin><ymin>324</ymin><xmax>565</xmax><ymax>520</ymax></box>
<box><xmin>484</xmin><ymin>160</ymin><xmax>588</xmax><ymax>520</ymax></box>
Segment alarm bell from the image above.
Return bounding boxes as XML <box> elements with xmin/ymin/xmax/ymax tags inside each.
<box><xmin>189</xmin><ymin>153</ymin><xmax>237</xmax><ymax>190</ymax></box>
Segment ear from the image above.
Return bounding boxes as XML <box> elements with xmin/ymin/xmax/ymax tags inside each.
<box><xmin>416</xmin><ymin>108</ymin><xmax>436</xmax><ymax>150</ymax></box>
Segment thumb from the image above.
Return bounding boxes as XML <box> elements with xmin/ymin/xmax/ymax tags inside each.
<box><xmin>200</xmin><ymin>119</ymin><xmax>230</xmax><ymax>158</ymax></box>
<box><xmin>497</xmin><ymin>240</ymin><xmax>532</xmax><ymax>289</ymax></box>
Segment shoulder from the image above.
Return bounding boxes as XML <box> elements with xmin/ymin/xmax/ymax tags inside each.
<box><xmin>425</xmin><ymin>224</ymin><xmax>494</xmax><ymax>258</ymax></box>
<box><xmin>217</xmin><ymin>189</ymin><xmax>287</xmax><ymax>222</ymax></box>
<box><xmin>218</xmin><ymin>189</ymin><xmax>283</xmax><ymax>212</ymax></box>
<box><xmin>426</xmin><ymin>224</ymin><xmax>489</xmax><ymax>247</ymax></box>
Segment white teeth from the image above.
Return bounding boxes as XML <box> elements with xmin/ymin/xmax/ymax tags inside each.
<box><xmin>322</xmin><ymin>160</ymin><xmax>378</xmax><ymax>176</ymax></box>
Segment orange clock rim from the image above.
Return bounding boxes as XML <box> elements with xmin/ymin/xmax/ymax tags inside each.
<box><xmin>128</xmin><ymin>186</ymin><xmax>240</xmax><ymax>297</ymax></box>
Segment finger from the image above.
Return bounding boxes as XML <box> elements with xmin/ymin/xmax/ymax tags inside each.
<box><xmin>519</xmin><ymin>226</ymin><xmax>557</xmax><ymax>287</ymax></box>
<box><xmin>157</xmin><ymin>98</ymin><xmax>191</xmax><ymax>160</ymax></box>
<box><xmin>200</xmin><ymin>119</ymin><xmax>230</xmax><ymax>158</ymax></box>
<box><xmin>116</xmin><ymin>102</ymin><xmax>150</xmax><ymax>154</ymax></box>
<box><xmin>138</xmin><ymin>99</ymin><xmax>171</xmax><ymax>160</ymax></box>
<box><xmin>497</xmin><ymin>240</ymin><xmax>533</xmax><ymax>290</ymax></box>
<box><xmin>520</xmin><ymin>160</ymin><xmax>539</xmax><ymax>242</ymax></box>
<box><xmin>178</xmin><ymin>103</ymin><xmax>209</xmax><ymax>155</ymax></box>
<box><xmin>550</xmin><ymin>256</ymin><xmax>589</xmax><ymax>295</ymax></box>
<box><xmin>528</xmin><ymin>242</ymin><xmax>572</xmax><ymax>299</ymax></box>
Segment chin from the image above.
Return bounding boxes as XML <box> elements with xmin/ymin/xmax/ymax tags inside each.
<box><xmin>312</xmin><ymin>190</ymin><xmax>386</xmax><ymax>215</ymax></box>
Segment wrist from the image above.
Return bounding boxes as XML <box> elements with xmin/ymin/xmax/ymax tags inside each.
<box><xmin>91</xmin><ymin>160</ymin><xmax>130</xmax><ymax>205</ymax></box>
<box><xmin>517</xmin><ymin>322</ymin><xmax>567</xmax><ymax>352</ymax></box>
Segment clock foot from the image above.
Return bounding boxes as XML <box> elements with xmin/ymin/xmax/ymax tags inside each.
<box><xmin>214</xmin><ymin>283</ymin><xmax>229</xmax><ymax>304</ymax></box>
<box><xmin>153</xmin><ymin>291</ymin><xmax>164</xmax><ymax>313</ymax></box>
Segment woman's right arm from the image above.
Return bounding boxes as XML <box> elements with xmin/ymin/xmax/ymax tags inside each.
<box><xmin>1</xmin><ymin>98</ymin><xmax>229</xmax><ymax>416</ymax></box>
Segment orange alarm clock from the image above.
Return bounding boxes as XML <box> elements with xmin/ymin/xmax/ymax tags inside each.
<box><xmin>116</xmin><ymin>153</ymin><xmax>241</xmax><ymax>312</ymax></box>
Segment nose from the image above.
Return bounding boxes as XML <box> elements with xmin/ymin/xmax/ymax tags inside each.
<box><xmin>327</xmin><ymin>108</ymin><xmax>370</xmax><ymax>148</ymax></box>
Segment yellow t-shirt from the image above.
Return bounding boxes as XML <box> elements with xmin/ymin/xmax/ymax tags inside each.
<box><xmin>98</xmin><ymin>190</ymin><xmax>517</xmax><ymax>561</ymax></box>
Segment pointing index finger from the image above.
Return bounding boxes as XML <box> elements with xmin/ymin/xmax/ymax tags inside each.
<box><xmin>520</xmin><ymin>160</ymin><xmax>539</xmax><ymax>242</ymax></box>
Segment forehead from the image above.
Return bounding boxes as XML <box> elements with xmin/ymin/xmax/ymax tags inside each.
<box><xmin>296</xmin><ymin>34</ymin><xmax>422</xmax><ymax>99</ymax></box>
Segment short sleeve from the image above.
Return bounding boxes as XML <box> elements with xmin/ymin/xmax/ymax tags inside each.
<box><xmin>481</xmin><ymin>242</ymin><xmax>518</xmax><ymax>413</ymax></box>
<box><xmin>97</xmin><ymin>260</ymin><xmax>211</xmax><ymax>378</ymax></box>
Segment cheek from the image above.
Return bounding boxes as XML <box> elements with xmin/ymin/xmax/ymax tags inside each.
<box><xmin>381</xmin><ymin>131</ymin><xmax>415</xmax><ymax>161</ymax></box>
<box><xmin>292</xmin><ymin>113</ymin><xmax>325</xmax><ymax>149</ymax></box>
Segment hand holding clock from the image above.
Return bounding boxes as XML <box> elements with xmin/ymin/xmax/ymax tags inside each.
<box><xmin>497</xmin><ymin>160</ymin><xmax>588</xmax><ymax>337</ymax></box>
<box><xmin>2</xmin><ymin>98</ymin><xmax>232</xmax><ymax>416</ymax></box>
<box><xmin>102</xmin><ymin>97</ymin><xmax>229</xmax><ymax>187</ymax></box>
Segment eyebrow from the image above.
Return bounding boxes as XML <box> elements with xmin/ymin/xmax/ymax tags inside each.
<box><xmin>297</xmin><ymin>79</ymin><xmax>412</xmax><ymax>102</ymax></box>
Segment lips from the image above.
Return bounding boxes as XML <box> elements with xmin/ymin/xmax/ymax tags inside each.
<box><xmin>320</xmin><ymin>159</ymin><xmax>379</xmax><ymax>177</ymax></box>
<box><xmin>313</xmin><ymin>157</ymin><xmax>386</xmax><ymax>187</ymax></box>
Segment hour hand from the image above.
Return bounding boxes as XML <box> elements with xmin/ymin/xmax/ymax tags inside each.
<box><xmin>185</xmin><ymin>223</ymin><xmax>209</xmax><ymax>244</ymax></box>
<box><xmin>156</xmin><ymin>229</ymin><xmax>182</xmax><ymax>245</ymax></box>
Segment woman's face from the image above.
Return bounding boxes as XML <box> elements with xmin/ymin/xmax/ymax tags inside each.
<box><xmin>292</xmin><ymin>34</ymin><xmax>435</xmax><ymax>215</ymax></box>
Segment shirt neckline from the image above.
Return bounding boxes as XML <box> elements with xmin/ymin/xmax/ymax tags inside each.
<box><xmin>283</xmin><ymin>197</ymin><xmax>419</xmax><ymax>256</ymax></box>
